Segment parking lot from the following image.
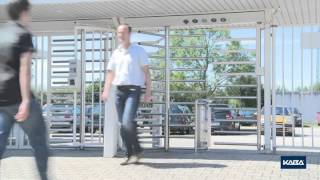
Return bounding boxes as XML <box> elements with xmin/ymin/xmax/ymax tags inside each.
<box><xmin>140</xmin><ymin>126</ymin><xmax>320</xmax><ymax>150</ymax></box>
<box><xmin>45</xmin><ymin>126</ymin><xmax>320</xmax><ymax>150</ymax></box>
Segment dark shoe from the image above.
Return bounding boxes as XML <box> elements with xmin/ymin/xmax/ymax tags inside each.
<box><xmin>120</xmin><ymin>157</ymin><xmax>130</xmax><ymax>166</ymax></box>
<box><xmin>130</xmin><ymin>153</ymin><xmax>142</xmax><ymax>164</ymax></box>
<box><xmin>40</xmin><ymin>172</ymin><xmax>48</xmax><ymax>180</ymax></box>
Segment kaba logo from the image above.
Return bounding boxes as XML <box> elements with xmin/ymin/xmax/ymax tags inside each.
<box><xmin>281</xmin><ymin>156</ymin><xmax>307</xmax><ymax>169</ymax></box>
<box><xmin>282</xmin><ymin>160</ymin><xmax>305</xmax><ymax>166</ymax></box>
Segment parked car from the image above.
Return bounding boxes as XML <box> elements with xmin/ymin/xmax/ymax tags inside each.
<box><xmin>211</xmin><ymin>104</ymin><xmax>240</xmax><ymax>133</ymax></box>
<box><xmin>42</xmin><ymin>104</ymin><xmax>78</xmax><ymax>121</ymax></box>
<box><xmin>43</xmin><ymin>104</ymin><xmax>90</xmax><ymax>132</ymax></box>
<box><xmin>237</xmin><ymin>109</ymin><xmax>257</xmax><ymax>126</ymax></box>
<box><xmin>261</xmin><ymin>107</ymin><xmax>295</xmax><ymax>136</ymax></box>
<box><xmin>136</xmin><ymin>104</ymin><xmax>193</xmax><ymax>135</ymax></box>
<box><xmin>169</xmin><ymin>104</ymin><xmax>193</xmax><ymax>135</ymax></box>
<box><xmin>86</xmin><ymin>104</ymin><xmax>105</xmax><ymax>133</ymax></box>
<box><xmin>42</xmin><ymin>104</ymin><xmax>78</xmax><ymax>132</ymax></box>
<box><xmin>289</xmin><ymin>107</ymin><xmax>302</xmax><ymax>127</ymax></box>
<box><xmin>137</xmin><ymin>107</ymin><xmax>153</xmax><ymax>126</ymax></box>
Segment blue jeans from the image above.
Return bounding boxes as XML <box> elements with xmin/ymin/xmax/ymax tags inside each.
<box><xmin>115</xmin><ymin>85</ymin><xmax>142</xmax><ymax>157</ymax></box>
<box><xmin>0</xmin><ymin>99</ymin><xmax>49</xmax><ymax>180</ymax></box>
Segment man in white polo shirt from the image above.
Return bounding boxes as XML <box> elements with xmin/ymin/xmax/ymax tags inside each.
<box><xmin>102</xmin><ymin>24</ymin><xmax>152</xmax><ymax>165</ymax></box>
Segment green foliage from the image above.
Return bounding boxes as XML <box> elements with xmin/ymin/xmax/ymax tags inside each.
<box><xmin>85</xmin><ymin>81</ymin><xmax>103</xmax><ymax>103</ymax></box>
<box><xmin>167</xmin><ymin>29</ymin><xmax>257</xmax><ymax>107</ymax></box>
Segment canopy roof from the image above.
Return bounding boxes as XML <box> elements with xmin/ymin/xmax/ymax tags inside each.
<box><xmin>0</xmin><ymin>0</ymin><xmax>318</xmax><ymax>32</ymax></box>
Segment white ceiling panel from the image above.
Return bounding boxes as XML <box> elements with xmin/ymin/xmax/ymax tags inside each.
<box><xmin>0</xmin><ymin>0</ymin><xmax>319</xmax><ymax>27</ymax></box>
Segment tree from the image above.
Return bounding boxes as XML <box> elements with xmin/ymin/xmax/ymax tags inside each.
<box><xmin>85</xmin><ymin>80</ymin><xmax>103</xmax><ymax>103</ymax></box>
<box><xmin>167</xmin><ymin>29</ymin><xmax>258</xmax><ymax>108</ymax></box>
<box><xmin>169</xmin><ymin>29</ymin><xmax>231</xmax><ymax>103</ymax></box>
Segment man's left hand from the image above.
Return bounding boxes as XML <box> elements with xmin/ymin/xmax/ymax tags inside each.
<box><xmin>15</xmin><ymin>101</ymin><xmax>30</xmax><ymax>122</ymax></box>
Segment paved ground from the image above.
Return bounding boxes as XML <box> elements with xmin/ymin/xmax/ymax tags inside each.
<box><xmin>0</xmin><ymin>147</ymin><xmax>319</xmax><ymax>180</ymax></box>
<box><xmin>2</xmin><ymin>126</ymin><xmax>320</xmax><ymax>180</ymax></box>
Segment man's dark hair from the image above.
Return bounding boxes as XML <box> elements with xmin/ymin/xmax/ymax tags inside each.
<box><xmin>7</xmin><ymin>0</ymin><xmax>31</xmax><ymax>20</ymax></box>
<box><xmin>118</xmin><ymin>24</ymin><xmax>132</xmax><ymax>33</ymax></box>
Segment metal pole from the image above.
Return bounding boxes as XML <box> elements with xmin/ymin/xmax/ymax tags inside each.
<box><xmin>311</xmin><ymin>27</ymin><xmax>314</xmax><ymax>148</ymax></box>
<box><xmin>80</xmin><ymin>29</ymin><xmax>87</xmax><ymax>149</ymax></box>
<box><xmin>34</xmin><ymin>37</ymin><xmax>38</xmax><ymax>92</ymax></box>
<box><xmin>282</xmin><ymin>27</ymin><xmax>285</xmax><ymax>146</ymax></box>
<box><xmin>35</xmin><ymin>59</ymin><xmax>38</xmax><ymax>92</ymax></box>
<box><xmin>271</xmin><ymin>25</ymin><xmax>277</xmax><ymax>153</ymax></box>
<box><xmin>73</xmin><ymin>29</ymin><xmax>79</xmax><ymax>145</ymax></box>
<box><xmin>47</xmin><ymin>35</ymin><xmax>52</xmax><ymax>146</ymax></box>
<box><xmin>311</xmin><ymin>27</ymin><xmax>314</xmax><ymax>94</ymax></box>
<box><xmin>41</xmin><ymin>35</ymin><xmax>44</xmax><ymax>106</ymax></box>
<box><xmin>264</xmin><ymin>23</ymin><xmax>272</xmax><ymax>153</ymax></box>
<box><xmin>300</xmin><ymin>27</ymin><xmax>305</xmax><ymax>147</ymax></box>
<box><xmin>98</xmin><ymin>31</ymin><xmax>103</xmax><ymax>143</ymax></box>
<box><xmin>317</xmin><ymin>26</ymin><xmax>320</xmax><ymax>82</ymax></box>
<box><xmin>91</xmin><ymin>31</ymin><xmax>95</xmax><ymax>141</ymax></box>
<box><xmin>291</xmin><ymin>27</ymin><xmax>295</xmax><ymax>147</ymax></box>
<box><xmin>195</xmin><ymin>100</ymin><xmax>198</xmax><ymax>152</ymax></box>
<box><xmin>165</xmin><ymin>26</ymin><xmax>170</xmax><ymax>151</ymax></box>
<box><xmin>256</xmin><ymin>27</ymin><xmax>262</xmax><ymax>151</ymax></box>
<box><xmin>311</xmin><ymin>123</ymin><xmax>314</xmax><ymax>147</ymax></box>
<box><xmin>206</xmin><ymin>102</ymin><xmax>211</xmax><ymax>149</ymax></box>
<box><xmin>317</xmin><ymin>32</ymin><xmax>320</xmax><ymax>83</ymax></box>
<box><xmin>73</xmin><ymin>91</ymin><xmax>77</xmax><ymax>144</ymax></box>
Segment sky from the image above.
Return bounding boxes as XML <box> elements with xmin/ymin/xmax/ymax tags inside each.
<box><xmin>275</xmin><ymin>26</ymin><xmax>320</xmax><ymax>92</ymax></box>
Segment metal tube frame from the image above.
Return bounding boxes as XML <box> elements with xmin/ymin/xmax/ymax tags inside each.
<box><xmin>271</xmin><ymin>25</ymin><xmax>277</xmax><ymax>153</ymax></box>
<box><xmin>91</xmin><ymin>31</ymin><xmax>95</xmax><ymax>141</ymax></box>
<box><xmin>281</xmin><ymin>27</ymin><xmax>285</xmax><ymax>147</ymax></box>
<box><xmin>80</xmin><ymin>29</ymin><xmax>86</xmax><ymax>149</ymax></box>
<box><xmin>165</xmin><ymin>26</ymin><xmax>170</xmax><ymax>151</ymax></box>
<box><xmin>263</xmin><ymin>23</ymin><xmax>272</xmax><ymax>153</ymax></box>
<box><xmin>98</xmin><ymin>31</ymin><xmax>103</xmax><ymax>143</ymax></box>
<box><xmin>256</xmin><ymin>27</ymin><xmax>262</xmax><ymax>151</ymax></box>
<box><xmin>194</xmin><ymin>100</ymin><xmax>199</xmax><ymax>152</ymax></box>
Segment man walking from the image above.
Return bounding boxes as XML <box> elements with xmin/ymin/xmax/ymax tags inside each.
<box><xmin>102</xmin><ymin>24</ymin><xmax>152</xmax><ymax>165</ymax></box>
<box><xmin>0</xmin><ymin>1</ymin><xmax>49</xmax><ymax>179</ymax></box>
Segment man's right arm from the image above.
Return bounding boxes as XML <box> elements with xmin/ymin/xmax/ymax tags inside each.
<box><xmin>102</xmin><ymin>52</ymin><xmax>116</xmax><ymax>102</ymax></box>
<box><xmin>15</xmin><ymin>32</ymin><xmax>35</xmax><ymax>122</ymax></box>
<box><xmin>15</xmin><ymin>52</ymin><xmax>32</xmax><ymax>121</ymax></box>
<box><xmin>102</xmin><ymin>70</ymin><xmax>115</xmax><ymax>102</ymax></box>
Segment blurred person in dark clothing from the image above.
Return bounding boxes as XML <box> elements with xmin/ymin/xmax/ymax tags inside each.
<box><xmin>0</xmin><ymin>1</ymin><xmax>49</xmax><ymax>179</ymax></box>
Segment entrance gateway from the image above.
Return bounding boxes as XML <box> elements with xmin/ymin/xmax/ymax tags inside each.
<box><xmin>3</xmin><ymin>7</ymin><xmax>319</xmax><ymax>155</ymax></box>
<box><xmin>7</xmin><ymin>11</ymin><xmax>265</xmax><ymax>152</ymax></box>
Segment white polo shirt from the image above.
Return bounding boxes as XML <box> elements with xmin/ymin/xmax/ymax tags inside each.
<box><xmin>107</xmin><ymin>43</ymin><xmax>149</xmax><ymax>87</ymax></box>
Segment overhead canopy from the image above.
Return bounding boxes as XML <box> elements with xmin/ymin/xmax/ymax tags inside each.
<box><xmin>0</xmin><ymin>0</ymin><xmax>318</xmax><ymax>32</ymax></box>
